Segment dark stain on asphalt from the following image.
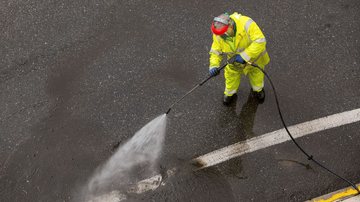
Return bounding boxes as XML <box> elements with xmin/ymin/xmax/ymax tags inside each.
<box><xmin>0</xmin><ymin>7</ymin><xmax>129</xmax><ymax>202</ymax></box>
<box><xmin>131</xmin><ymin>158</ymin><xmax>236</xmax><ymax>202</ymax></box>
<box><xmin>324</xmin><ymin>23</ymin><xmax>331</xmax><ymax>29</ymax></box>
<box><xmin>341</xmin><ymin>4</ymin><xmax>350</xmax><ymax>10</ymax></box>
<box><xmin>277</xmin><ymin>159</ymin><xmax>314</xmax><ymax>171</ymax></box>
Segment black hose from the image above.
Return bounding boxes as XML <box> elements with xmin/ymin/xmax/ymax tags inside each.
<box><xmin>249</xmin><ymin>62</ymin><xmax>360</xmax><ymax>194</ymax></box>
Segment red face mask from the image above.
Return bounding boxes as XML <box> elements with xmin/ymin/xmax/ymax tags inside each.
<box><xmin>211</xmin><ymin>22</ymin><xmax>229</xmax><ymax>35</ymax></box>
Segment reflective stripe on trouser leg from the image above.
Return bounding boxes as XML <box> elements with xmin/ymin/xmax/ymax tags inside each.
<box><xmin>248</xmin><ymin>65</ymin><xmax>265</xmax><ymax>92</ymax></box>
<box><xmin>224</xmin><ymin>64</ymin><xmax>242</xmax><ymax>96</ymax></box>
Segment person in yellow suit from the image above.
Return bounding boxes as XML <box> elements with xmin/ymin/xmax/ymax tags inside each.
<box><xmin>209</xmin><ymin>12</ymin><xmax>270</xmax><ymax>105</ymax></box>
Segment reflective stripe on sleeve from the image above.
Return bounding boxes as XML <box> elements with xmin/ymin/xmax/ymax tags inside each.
<box><xmin>244</xmin><ymin>19</ymin><xmax>254</xmax><ymax>42</ymax></box>
<box><xmin>240</xmin><ymin>51</ymin><xmax>251</xmax><ymax>62</ymax></box>
<box><xmin>210</xmin><ymin>49</ymin><xmax>222</xmax><ymax>55</ymax></box>
<box><xmin>254</xmin><ymin>38</ymin><xmax>266</xmax><ymax>43</ymax></box>
<box><xmin>244</xmin><ymin>19</ymin><xmax>254</xmax><ymax>33</ymax></box>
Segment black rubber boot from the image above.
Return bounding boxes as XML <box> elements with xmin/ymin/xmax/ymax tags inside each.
<box><xmin>223</xmin><ymin>94</ymin><xmax>237</xmax><ymax>105</ymax></box>
<box><xmin>253</xmin><ymin>89</ymin><xmax>265</xmax><ymax>103</ymax></box>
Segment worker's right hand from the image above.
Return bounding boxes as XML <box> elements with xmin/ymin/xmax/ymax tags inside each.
<box><xmin>209</xmin><ymin>67</ymin><xmax>220</xmax><ymax>77</ymax></box>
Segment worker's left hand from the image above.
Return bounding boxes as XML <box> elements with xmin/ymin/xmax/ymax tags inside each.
<box><xmin>235</xmin><ymin>54</ymin><xmax>246</xmax><ymax>64</ymax></box>
<box><xmin>209</xmin><ymin>67</ymin><xmax>220</xmax><ymax>77</ymax></box>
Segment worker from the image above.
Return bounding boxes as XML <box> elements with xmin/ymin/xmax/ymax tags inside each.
<box><xmin>209</xmin><ymin>12</ymin><xmax>270</xmax><ymax>105</ymax></box>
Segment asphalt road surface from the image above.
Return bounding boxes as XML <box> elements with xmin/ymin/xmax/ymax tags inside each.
<box><xmin>1</xmin><ymin>0</ymin><xmax>359</xmax><ymax>201</ymax></box>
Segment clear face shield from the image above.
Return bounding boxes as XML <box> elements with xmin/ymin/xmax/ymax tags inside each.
<box><xmin>211</xmin><ymin>14</ymin><xmax>234</xmax><ymax>39</ymax></box>
<box><xmin>212</xmin><ymin>21</ymin><xmax>228</xmax><ymax>39</ymax></box>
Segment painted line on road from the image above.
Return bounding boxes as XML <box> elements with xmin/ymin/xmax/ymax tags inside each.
<box><xmin>306</xmin><ymin>183</ymin><xmax>360</xmax><ymax>202</ymax></box>
<box><xmin>194</xmin><ymin>108</ymin><xmax>360</xmax><ymax>168</ymax></box>
<box><xmin>124</xmin><ymin>108</ymin><xmax>360</xmax><ymax>196</ymax></box>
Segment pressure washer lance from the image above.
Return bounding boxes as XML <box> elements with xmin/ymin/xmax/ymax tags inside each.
<box><xmin>165</xmin><ymin>60</ymin><xmax>229</xmax><ymax>115</ymax></box>
<box><xmin>165</xmin><ymin>59</ymin><xmax>359</xmax><ymax>194</ymax></box>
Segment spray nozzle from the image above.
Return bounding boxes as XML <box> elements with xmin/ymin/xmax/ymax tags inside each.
<box><xmin>165</xmin><ymin>108</ymin><xmax>171</xmax><ymax>115</ymax></box>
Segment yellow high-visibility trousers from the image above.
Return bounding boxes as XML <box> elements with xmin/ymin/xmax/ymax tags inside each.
<box><xmin>224</xmin><ymin>64</ymin><xmax>265</xmax><ymax>96</ymax></box>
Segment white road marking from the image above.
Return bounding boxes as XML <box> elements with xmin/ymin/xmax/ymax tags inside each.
<box><xmin>106</xmin><ymin>108</ymin><xmax>360</xmax><ymax>200</ymax></box>
<box><xmin>194</xmin><ymin>108</ymin><xmax>360</xmax><ymax>168</ymax></box>
<box><xmin>306</xmin><ymin>183</ymin><xmax>360</xmax><ymax>201</ymax></box>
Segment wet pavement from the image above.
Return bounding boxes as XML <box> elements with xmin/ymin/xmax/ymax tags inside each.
<box><xmin>1</xmin><ymin>0</ymin><xmax>360</xmax><ymax>201</ymax></box>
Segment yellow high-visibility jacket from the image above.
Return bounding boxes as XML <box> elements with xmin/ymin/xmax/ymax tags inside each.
<box><xmin>209</xmin><ymin>12</ymin><xmax>270</xmax><ymax>68</ymax></box>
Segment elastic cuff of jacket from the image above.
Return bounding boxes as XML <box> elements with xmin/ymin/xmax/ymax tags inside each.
<box><xmin>209</xmin><ymin>66</ymin><xmax>219</xmax><ymax>69</ymax></box>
